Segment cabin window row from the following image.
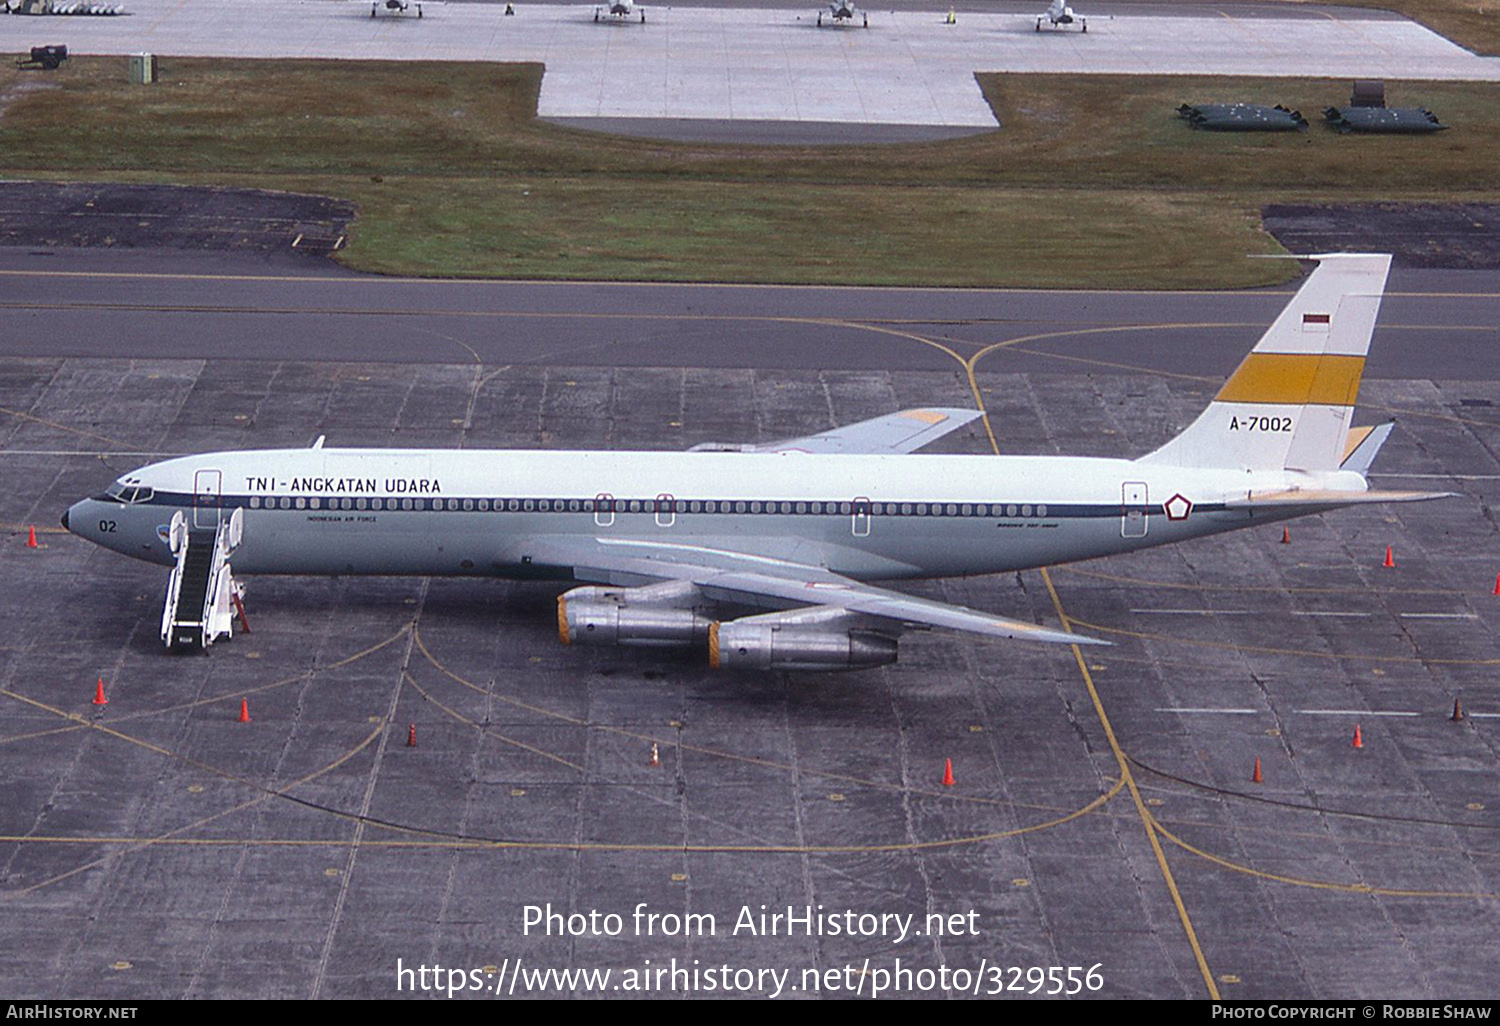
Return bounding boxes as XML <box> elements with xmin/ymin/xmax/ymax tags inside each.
<box><xmin>243</xmin><ymin>495</ymin><xmax>1050</xmax><ymax>517</ymax></box>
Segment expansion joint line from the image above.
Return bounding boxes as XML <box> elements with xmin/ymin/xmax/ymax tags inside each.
<box><xmin>933</xmin><ymin>330</ymin><xmax>1221</xmax><ymax>1001</ymax></box>
<box><xmin>310</xmin><ymin>583</ymin><xmax>428</xmax><ymax>998</ymax></box>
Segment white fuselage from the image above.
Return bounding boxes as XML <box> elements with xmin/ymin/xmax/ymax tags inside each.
<box><xmin>67</xmin><ymin>447</ymin><xmax>1352</xmax><ymax>580</ymax></box>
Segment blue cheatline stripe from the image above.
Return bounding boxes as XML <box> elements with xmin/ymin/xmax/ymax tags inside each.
<box><xmin>123</xmin><ymin>491</ymin><xmax>1227</xmax><ymax>520</ymax></box>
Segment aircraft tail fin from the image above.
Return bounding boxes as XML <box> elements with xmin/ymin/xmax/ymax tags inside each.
<box><xmin>1138</xmin><ymin>253</ymin><xmax>1391</xmax><ymax>473</ymax></box>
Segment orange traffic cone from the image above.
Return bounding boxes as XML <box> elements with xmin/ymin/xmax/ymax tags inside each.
<box><xmin>1251</xmin><ymin>757</ymin><xmax>1263</xmax><ymax>784</ymax></box>
<box><xmin>91</xmin><ymin>677</ymin><xmax>107</xmax><ymax>706</ymax></box>
<box><xmin>1352</xmin><ymin>724</ymin><xmax>1363</xmax><ymax>749</ymax></box>
<box><xmin>942</xmin><ymin>758</ymin><xmax>955</xmax><ymax>787</ymax></box>
<box><xmin>1452</xmin><ymin>698</ymin><xmax>1464</xmax><ymax>722</ymax></box>
<box><xmin>26</xmin><ymin>525</ymin><xmax>38</xmax><ymax>549</ymax></box>
<box><xmin>1280</xmin><ymin>526</ymin><xmax>1290</xmax><ymax>545</ymax></box>
<box><xmin>649</xmin><ymin>742</ymin><xmax>660</xmax><ymax>767</ymax></box>
<box><xmin>1383</xmin><ymin>546</ymin><xmax>1395</xmax><ymax>568</ymax></box>
<box><xmin>238</xmin><ymin>698</ymin><xmax>251</xmax><ymax>723</ymax></box>
<box><xmin>407</xmin><ymin>723</ymin><xmax>416</xmax><ymax>747</ymax></box>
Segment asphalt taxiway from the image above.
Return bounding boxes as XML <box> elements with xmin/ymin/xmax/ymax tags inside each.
<box><xmin>3</xmin><ymin>246</ymin><xmax>1500</xmax><ymax>379</ymax></box>
<box><xmin>2</xmin><ymin>248</ymin><xmax>1499</xmax><ymax>998</ymax></box>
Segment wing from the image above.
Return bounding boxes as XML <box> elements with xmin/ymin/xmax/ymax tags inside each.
<box><xmin>528</xmin><ymin>535</ymin><xmax>1103</xmax><ymax>646</ymax></box>
<box><xmin>687</xmin><ymin>407</ymin><xmax>984</xmax><ymax>455</ymax></box>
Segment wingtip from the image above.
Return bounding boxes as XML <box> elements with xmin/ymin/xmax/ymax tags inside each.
<box><xmin>900</xmin><ymin>408</ymin><xmax>950</xmax><ymax>424</ymax></box>
<box><xmin>898</xmin><ymin>406</ymin><xmax>984</xmax><ymax>426</ymax></box>
<box><xmin>1032</xmin><ymin>626</ymin><xmax>1109</xmax><ymax>646</ymax></box>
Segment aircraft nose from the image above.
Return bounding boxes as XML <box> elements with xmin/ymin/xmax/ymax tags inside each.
<box><xmin>61</xmin><ymin>500</ymin><xmax>87</xmax><ymax>535</ymax></box>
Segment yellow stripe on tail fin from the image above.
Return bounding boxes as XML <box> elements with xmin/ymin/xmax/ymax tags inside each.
<box><xmin>1214</xmin><ymin>352</ymin><xmax>1366</xmax><ymax>407</ymax></box>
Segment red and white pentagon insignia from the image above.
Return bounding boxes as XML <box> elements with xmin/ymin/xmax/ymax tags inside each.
<box><xmin>1163</xmin><ymin>494</ymin><xmax>1192</xmax><ymax>521</ymax></box>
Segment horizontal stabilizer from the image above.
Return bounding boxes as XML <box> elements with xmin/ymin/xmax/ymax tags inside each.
<box><xmin>1224</xmin><ymin>488</ymin><xmax>1457</xmax><ymax>509</ymax></box>
<box><xmin>1339</xmin><ymin>421</ymin><xmax>1393</xmax><ymax>476</ymax></box>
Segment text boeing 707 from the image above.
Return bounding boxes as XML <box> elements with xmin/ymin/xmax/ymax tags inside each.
<box><xmin>63</xmin><ymin>254</ymin><xmax>1450</xmax><ymax>670</ymax></box>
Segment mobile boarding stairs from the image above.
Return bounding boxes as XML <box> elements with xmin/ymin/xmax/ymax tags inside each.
<box><xmin>160</xmin><ymin>507</ymin><xmax>243</xmax><ymax>651</ymax></box>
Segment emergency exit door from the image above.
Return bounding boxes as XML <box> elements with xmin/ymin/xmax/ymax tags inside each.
<box><xmin>1121</xmin><ymin>482</ymin><xmax>1148</xmax><ymax>538</ymax></box>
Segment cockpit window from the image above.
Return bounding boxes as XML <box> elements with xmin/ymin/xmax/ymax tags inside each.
<box><xmin>101</xmin><ymin>482</ymin><xmax>154</xmax><ymax>504</ymax></box>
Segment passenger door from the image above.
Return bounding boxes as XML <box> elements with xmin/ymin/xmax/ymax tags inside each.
<box><xmin>193</xmin><ymin>468</ymin><xmax>222</xmax><ymax>530</ymax></box>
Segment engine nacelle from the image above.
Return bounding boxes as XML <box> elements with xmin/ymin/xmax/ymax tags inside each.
<box><xmin>709</xmin><ymin>621</ymin><xmax>897</xmax><ymax>671</ymax></box>
<box><xmin>557</xmin><ymin>584</ymin><xmax>712</xmax><ymax>648</ymax></box>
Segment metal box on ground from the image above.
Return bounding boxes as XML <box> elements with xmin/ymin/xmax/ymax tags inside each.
<box><xmin>1351</xmin><ymin>80</ymin><xmax>1385</xmax><ymax>108</ymax></box>
<box><xmin>128</xmin><ymin>52</ymin><xmax>156</xmax><ymax>85</ymax></box>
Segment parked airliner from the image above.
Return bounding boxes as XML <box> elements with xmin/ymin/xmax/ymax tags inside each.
<box><xmin>62</xmin><ymin>254</ymin><xmax>1447</xmax><ymax>670</ymax></box>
